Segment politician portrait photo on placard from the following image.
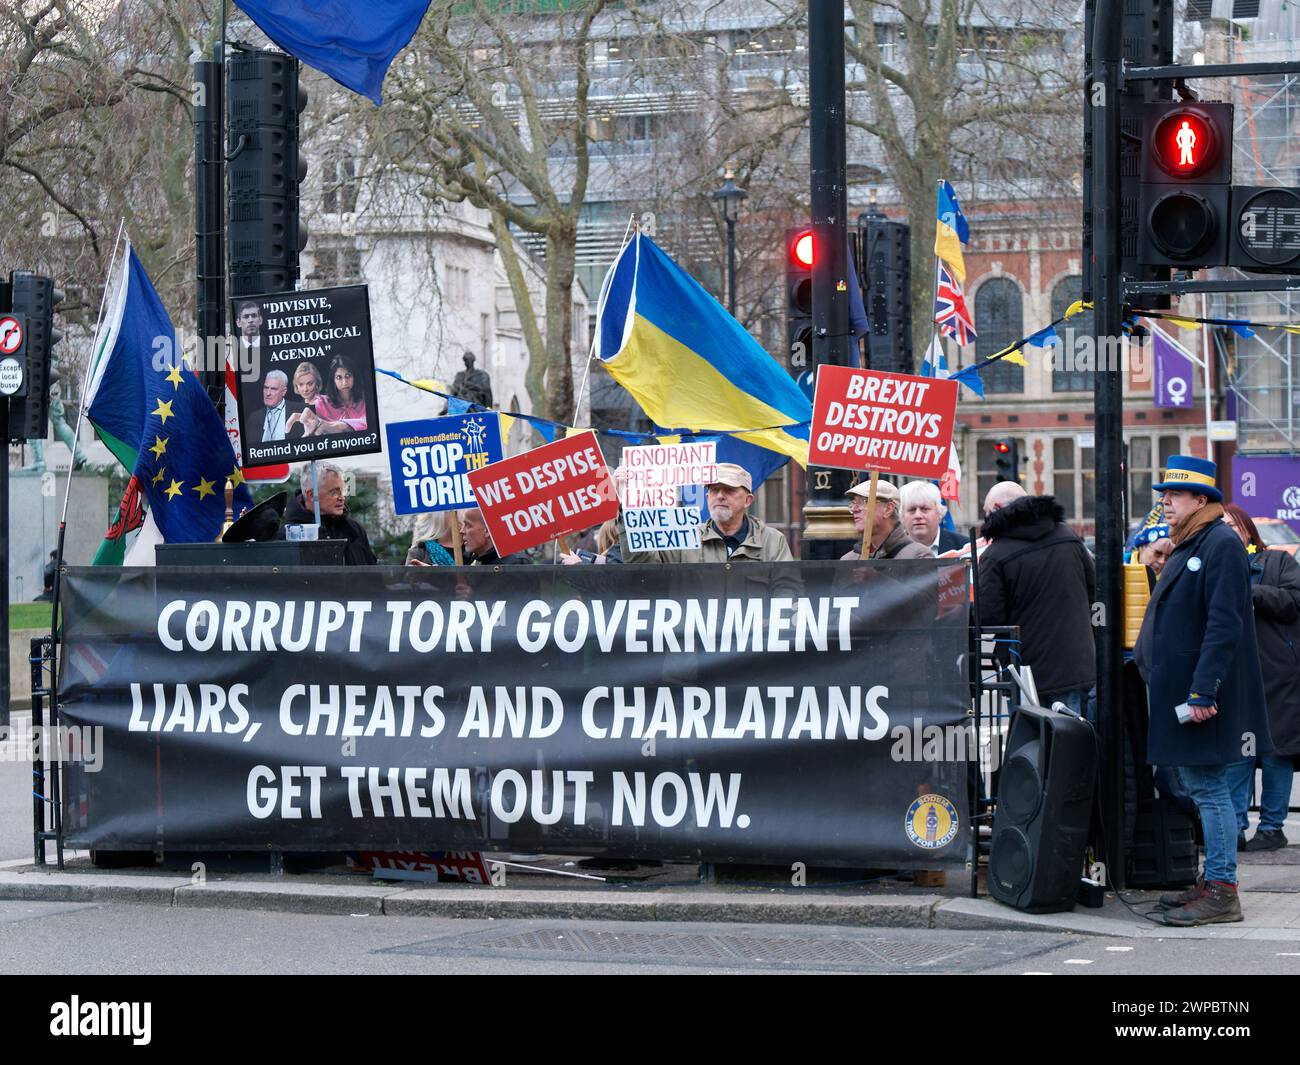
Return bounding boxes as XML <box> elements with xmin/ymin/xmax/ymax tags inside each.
<box><xmin>234</xmin><ymin>299</ymin><xmax>263</xmax><ymax>369</ymax></box>
<box><xmin>232</xmin><ymin>284</ymin><xmax>382</xmax><ymax>466</ymax></box>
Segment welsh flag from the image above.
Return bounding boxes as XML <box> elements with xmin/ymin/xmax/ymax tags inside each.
<box><xmin>84</xmin><ymin>243</ymin><xmax>253</xmax><ymax>564</ymax></box>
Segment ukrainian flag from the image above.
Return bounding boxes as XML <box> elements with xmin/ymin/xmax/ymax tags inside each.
<box><xmin>934</xmin><ymin>180</ymin><xmax>970</xmax><ymax>284</ymax></box>
<box><xmin>595</xmin><ymin>232</ymin><xmax>810</xmax><ymax>466</ymax></box>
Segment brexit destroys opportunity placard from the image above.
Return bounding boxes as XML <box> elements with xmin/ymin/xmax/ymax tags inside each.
<box><xmin>808</xmin><ymin>366</ymin><xmax>958</xmax><ymax>479</ymax></box>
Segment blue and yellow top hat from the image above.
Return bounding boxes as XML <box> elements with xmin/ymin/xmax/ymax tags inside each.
<box><xmin>1153</xmin><ymin>455</ymin><xmax>1222</xmax><ymax>503</ymax></box>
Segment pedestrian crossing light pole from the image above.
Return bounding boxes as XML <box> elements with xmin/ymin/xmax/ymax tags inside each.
<box><xmin>802</xmin><ymin>0</ymin><xmax>856</xmax><ymax>559</ymax></box>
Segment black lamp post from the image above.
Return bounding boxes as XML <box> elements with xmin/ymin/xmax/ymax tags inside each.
<box><xmin>712</xmin><ymin>168</ymin><xmax>747</xmax><ymax>316</ymax></box>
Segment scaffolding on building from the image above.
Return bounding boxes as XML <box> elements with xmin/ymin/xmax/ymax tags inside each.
<box><xmin>1207</xmin><ymin>6</ymin><xmax>1300</xmax><ymax>453</ymax></box>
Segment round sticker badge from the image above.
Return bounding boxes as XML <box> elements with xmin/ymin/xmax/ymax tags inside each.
<box><xmin>1188</xmin><ymin>557</ymin><xmax>1202</xmax><ymax>572</ymax></box>
<box><xmin>905</xmin><ymin>794</ymin><xmax>959</xmax><ymax>850</ymax></box>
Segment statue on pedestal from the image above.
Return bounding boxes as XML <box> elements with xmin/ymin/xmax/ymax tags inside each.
<box><xmin>449</xmin><ymin>352</ymin><xmax>494</xmax><ymax>411</ymax></box>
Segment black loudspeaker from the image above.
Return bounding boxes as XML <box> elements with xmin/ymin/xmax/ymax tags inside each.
<box><xmin>989</xmin><ymin>705</ymin><xmax>1098</xmax><ymax>913</ymax></box>
<box><xmin>1127</xmin><ymin>797</ymin><xmax>1199</xmax><ymax>888</ymax></box>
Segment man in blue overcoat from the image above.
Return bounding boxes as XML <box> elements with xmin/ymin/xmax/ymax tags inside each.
<box><xmin>1134</xmin><ymin>456</ymin><xmax>1272</xmax><ymax>926</ymax></box>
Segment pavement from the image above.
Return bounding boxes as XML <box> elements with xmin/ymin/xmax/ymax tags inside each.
<box><xmin>1</xmin><ymin>842</ymin><xmax>1296</xmax><ymax>940</ymax></box>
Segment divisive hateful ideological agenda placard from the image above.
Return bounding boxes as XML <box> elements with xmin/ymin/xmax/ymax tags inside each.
<box><xmin>231</xmin><ymin>284</ymin><xmax>382</xmax><ymax>468</ymax></box>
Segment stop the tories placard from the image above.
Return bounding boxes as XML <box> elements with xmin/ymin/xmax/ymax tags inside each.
<box><xmin>809</xmin><ymin>366</ymin><xmax>959</xmax><ymax>479</ymax></box>
<box><xmin>466</xmin><ymin>430</ymin><xmax>619</xmax><ymax>557</ymax></box>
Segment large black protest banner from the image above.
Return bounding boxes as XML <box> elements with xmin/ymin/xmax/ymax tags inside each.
<box><xmin>59</xmin><ymin>562</ymin><xmax>972</xmax><ymax>865</ymax></box>
<box><xmin>231</xmin><ymin>284</ymin><xmax>381</xmax><ymax>467</ymax></box>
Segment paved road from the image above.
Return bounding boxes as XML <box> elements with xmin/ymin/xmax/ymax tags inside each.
<box><xmin>1</xmin><ymin>900</ymin><xmax>1299</xmax><ymax>975</ymax></box>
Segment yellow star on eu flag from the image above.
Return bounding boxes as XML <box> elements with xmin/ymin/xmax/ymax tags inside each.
<box><xmin>164</xmin><ymin>364</ymin><xmax>185</xmax><ymax>389</ymax></box>
<box><xmin>149</xmin><ymin>435</ymin><xmax>168</xmax><ymax>459</ymax></box>
<box><xmin>151</xmin><ymin>467</ymin><xmax>166</xmax><ymax>486</ymax></box>
<box><xmin>194</xmin><ymin>477</ymin><xmax>217</xmax><ymax>500</ymax></box>
<box><xmin>165</xmin><ymin>479</ymin><xmax>184</xmax><ymax>500</ymax></box>
<box><xmin>153</xmin><ymin>398</ymin><xmax>175</xmax><ymax>424</ymax></box>
<box><xmin>228</xmin><ymin>465</ymin><xmax>245</xmax><ymax>487</ymax></box>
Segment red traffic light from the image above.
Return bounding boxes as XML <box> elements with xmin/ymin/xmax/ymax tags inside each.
<box><xmin>1153</xmin><ymin>108</ymin><xmax>1219</xmax><ymax>179</ymax></box>
<box><xmin>992</xmin><ymin>440</ymin><xmax>1011</xmax><ymax>454</ymax></box>
<box><xmin>791</xmin><ymin>229</ymin><xmax>815</xmax><ymax>268</ymax></box>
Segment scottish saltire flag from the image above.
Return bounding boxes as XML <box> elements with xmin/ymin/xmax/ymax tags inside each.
<box><xmin>934</xmin><ymin>263</ymin><xmax>977</xmax><ymax>347</ymax></box>
<box><xmin>595</xmin><ymin>232</ymin><xmax>810</xmax><ymax>467</ymax></box>
<box><xmin>923</xmin><ymin>334</ymin><xmax>983</xmax><ymax>400</ymax></box>
<box><xmin>234</xmin><ymin>0</ymin><xmax>431</xmax><ymax>106</ymax></box>
<box><xmin>85</xmin><ymin>245</ymin><xmax>253</xmax><ymax>564</ymax></box>
<box><xmin>920</xmin><ymin>334</ymin><xmax>948</xmax><ymax>379</ymax></box>
<box><xmin>934</xmin><ymin>180</ymin><xmax>970</xmax><ymax>284</ymax></box>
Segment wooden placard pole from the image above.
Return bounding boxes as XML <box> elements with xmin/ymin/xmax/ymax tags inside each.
<box><xmin>858</xmin><ymin>469</ymin><xmax>879</xmax><ymax>560</ymax></box>
<box><xmin>450</xmin><ymin>510</ymin><xmax>464</xmax><ymax>565</ymax></box>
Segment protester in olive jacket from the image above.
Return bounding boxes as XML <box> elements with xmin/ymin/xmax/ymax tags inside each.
<box><xmin>977</xmin><ymin>485</ymin><xmax>1096</xmax><ymax>711</ymax></box>
<box><xmin>1133</xmin><ymin>457</ymin><xmax>1272</xmax><ymax>926</ymax></box>
<box><xmin>1222</xmin><ymin>504</ymin><xmax>1300</xmax><ymax>851</ymax></box>
<box><xmin>838</xmin><ymin>479</ymin><xmax>931</xmax><ymax>561</ymax></box>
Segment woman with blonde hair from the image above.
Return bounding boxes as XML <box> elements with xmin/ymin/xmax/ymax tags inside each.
<box><xmin>406</xmin><ymin>510</ymin><xmax>458</xmax><ymax>566</ymax></box>
<box><xmin>292</xmin><ymin>361</ymin><xmax>323</xmax><ymax>406</ymax></box>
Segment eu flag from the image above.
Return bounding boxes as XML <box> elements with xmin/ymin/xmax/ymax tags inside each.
<box><xmin>86</xmin><ymin>246</ymin><xmax>253</xmax><ymax>561</ymax></box>
<box><xmin>234</xmin><ymin>0</ymin><xmax>432</xmax><ymax>106</ymax></box>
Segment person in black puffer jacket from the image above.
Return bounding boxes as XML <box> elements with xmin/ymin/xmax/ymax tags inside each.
<box><xmin>978</xmin><ymin>483</ymin><xmax>1097</xmax><ymax>713</ymax></box>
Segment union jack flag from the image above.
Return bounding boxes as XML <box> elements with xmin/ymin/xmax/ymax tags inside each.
<box><xmin>934</xmin><ymin>263</ymin><xmax>977</xmax><ymax>347</ymax></box>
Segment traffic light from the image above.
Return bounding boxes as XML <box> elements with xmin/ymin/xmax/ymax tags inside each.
<box><xmin>1229</xmin><ymin>186</ymin><xmax>1300</xmax><ymax>273</ymax></box>
<box><xmin>993</xmin><ymin>438</ymin><xmax>1019</xmax><ymax>483</ymax></box>
<box><xmin>5</xmin><ymin>272</ymin><xmax>62</xmax><ymax>442</ymax></box>
<box><xmin>1138</xmin><ymin>102</ymin><xmax>1232</xmax><ymax>269</ymax></box>
<box><xmin>227</xmin><ymin>50</ymin><xmax>308</xmax><ymax>298</ymax></box>
<box><xmin>785</xmin><ymin>227</ymin><xmax>814</xmax><ymax>371</ymax></box>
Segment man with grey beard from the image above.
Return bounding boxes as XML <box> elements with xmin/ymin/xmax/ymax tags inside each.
<box><xmin>622</xmin><ymin>463</ymin><xmax>794</xmax><ymax>564</ymax></box>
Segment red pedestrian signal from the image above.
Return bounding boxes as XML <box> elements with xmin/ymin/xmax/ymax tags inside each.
<box><xmin>1152</xmin><ymin>109</ymin><xmax>1219</xmax><ymax>179</ymax></box>
<box><xmin>791</xmin><ymin>229</ymin><xmax>815</xmax><ymax>268</ymax></box>
<box><xmin>1138</xmin><ymin>102</ymin><xmax>1233</xmax><ymax>268</ymax></box>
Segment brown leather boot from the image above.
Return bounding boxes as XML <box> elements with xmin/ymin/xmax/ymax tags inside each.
<box><xmin>1158</xmin><ymin>875</ymin><xmax>1204</xmax><ymax>909</ymax></box>
<box><xmin>1162</xmin><ymin>880</ymin><xmax>1243</xmax><ymax>926</ymax></box>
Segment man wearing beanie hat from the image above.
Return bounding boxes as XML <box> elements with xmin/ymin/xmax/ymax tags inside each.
<box><xmin>840</xmin><ymin>479</ymin><xmax>930</xmax><ymax>561</ymax></box>
<box><xmin>622</xmin><ymin>462</ymin><xmax>794</xmax><ymax>564</ymax></box>
<box><xmin>1134</xmin><ymin>455</ymin><xmax>1273</xmax><ymax>926</ymax></box>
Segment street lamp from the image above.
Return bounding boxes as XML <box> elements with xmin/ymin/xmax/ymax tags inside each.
<box><xmin>712</xmin><ymin>167</ymin><xmax>747</xmax><ymax>316</ymax></box>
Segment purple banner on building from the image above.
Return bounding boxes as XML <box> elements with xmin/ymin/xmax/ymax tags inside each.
<box><xmin>1232</xmin><ymin>454</ymin><xmax>1300</xmax><ymax>537</ymax></box>
<box><xmin>1153</xmin><ymin>329</ymin><xmax>1195</xmax><ymax>409</ymax></box>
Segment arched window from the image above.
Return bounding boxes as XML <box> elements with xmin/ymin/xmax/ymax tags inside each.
<box><xmin>974</xmin><ymin>277</ymin><xmax>1023</xmax><ymax>393</ymax></box>
<box><xmin>1051</xmin><ymin>275</ymin><xmax>1093</xmax><ymax>392</ymax></box>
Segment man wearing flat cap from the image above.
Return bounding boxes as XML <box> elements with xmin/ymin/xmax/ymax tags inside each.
<box><xmin>840</xmin><ymin>479</ymin><xmax>930</xmax><ymax>561</ymax></box>
<box><xmin>623</xmin><ymin>462</ymin><xmax>794</xmax><ymax>563</ymax></box>
<box><xmin>1134</xmin><ymin>455</ymin><xmax>1272</xmax><ymax>927</ymax></box>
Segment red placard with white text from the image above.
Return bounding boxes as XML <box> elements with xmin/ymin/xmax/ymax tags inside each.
<box><xmin>466</xmin><ymin>430</ymin><xmax>619</xmax><ymax>556</ymax></box>
<box><xmin>808</xmin><ymin>366</ymin><xmax>958</xmax><ymax>479</ymax></box>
